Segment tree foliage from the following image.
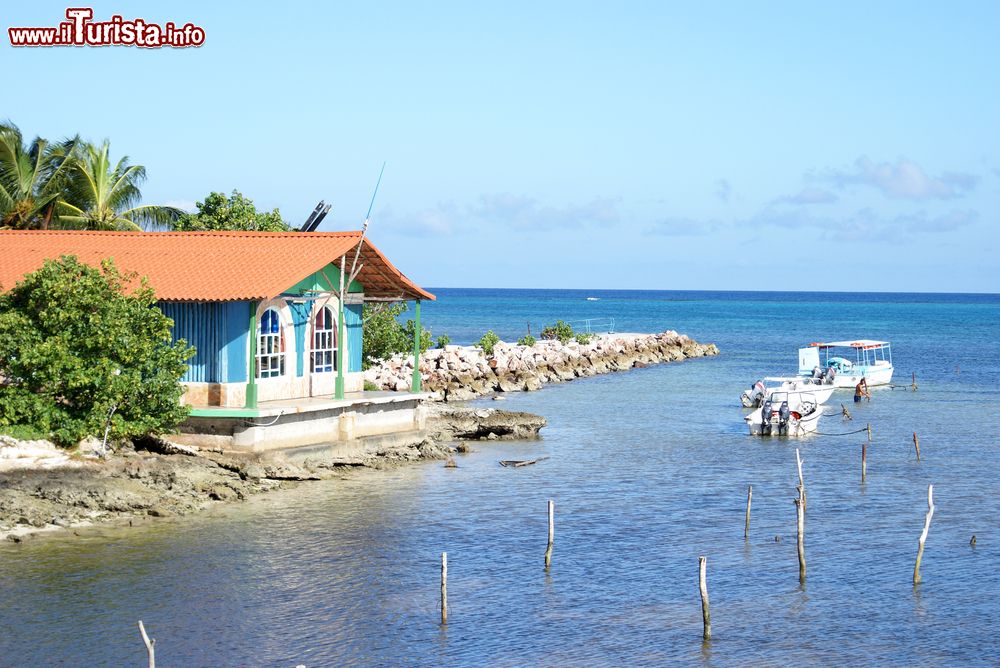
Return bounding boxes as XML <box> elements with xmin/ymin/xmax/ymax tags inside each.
<box><xmin>58</xmin><ymin>140</ymin><xmax>182</xmax><ymax>230</ymax></box>
<box><xmin>362</xmin><ymin>302</ymin><xmax>431</xmax><ymax>369</ymax></box>
<box><xmin>540</xmin><ymin>320</ymin><xmax>575</xmax><ymax>344</ymax></box>
<box><xmin>0</xmin><ymin>256</ymin><xmax>194</xmax><ymax>445</ymax></box>
<box><xmin>0</xmin><ymin>122</ymin><xmax>179</xmax><ymax>231</ymax></box>
<box><xmin>0</xmin><ymin>123</ymin><xmax>77</xmax><ymax>229</ymax></box>
<box><xmin>174</xmin><ymin>190</ymin><xmax>290</xmax><ymax>231</ymax></box>
<box><xmin>478</xmin><ymin>330</ymin><xmax>500</xmax><ymax>355</ymax></box>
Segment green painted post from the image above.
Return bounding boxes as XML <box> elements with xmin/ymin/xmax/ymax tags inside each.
<box><xmin>335</xmin><ymin>296</ymin><xmax>346</xmax><ymax>399</ymax></box>
<box><xmin>245</xmin><ymin>301</ymin><xmax>258</xmax><ymax>408</ymax></box>
<box><xmin>411</xmin><ymin>299</ymin><xmax>422</xmax><ymax>392</ymax></box>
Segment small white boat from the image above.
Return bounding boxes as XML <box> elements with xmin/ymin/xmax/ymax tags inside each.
<box><xmin>740</xmin><ymin>376</ymin><xmax>835</xmax><ymax>408</ymax></box>
<box><xmin>586</xmin><ymin>297</ymin><xmax>600</xmax><ymax>301</ymax></box>
<box><xmin>745</xmin><ymin>390</ymin><xmax>822</xmax><ymax>436</ymax></box>
<box><xmin>798</xmin><ymin>340</ymin><xmax>894</xmax><ymax>388</ymax></box>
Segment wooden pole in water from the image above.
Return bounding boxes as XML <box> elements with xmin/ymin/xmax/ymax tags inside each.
<box><xmin>861</xmin><ymin>442</ymin><xmax>867</xmax><ymax>483</ymax></box>
<box><xmin>440</xmin><ymin>552</ymin><xmax>448</xmax><ymax>624</ymax></box>
<box><xmin>698</xmin><ymin>556</ymin><xmax>711</xmax><ymax>641</ymax></box>
<box><xmin>795</xmin><ymin>448</ymin><xmax>806</xmax><ymax>583</ymax></box>
<box><xmin>867</xmin><ymin>423</ymin><xmax>872</xmax><ymax>444</ymax></box>
<box><xmin>796</xmin><ymin>448</ymin><xmax>806</xmax><ymax>512</ymax></box>
<box><xmin>744</xmin><ymin>485</ymin><xmax>753</xmax><ymax>540</ymax></box>
<box><xmin>544</xmin><ymin>499</ymin><xmax>555</xmax><ymax>569</ymax></box>
<box><xmin>911</xmin><ymin>372</ymin><xmax>918</xmax><ymax>391</ymax></box>
<box><xmin>137</xmin><ymin>621</ymin><xmax>155</xmax><ymax>668</ymax></box>
<box><xmin>913</xmin><ymin>484</ymin><xmax>935</xmax><ymax>585</ymax></box>
<box><xmin>913</xmin><ymin>432</ymin><xmax>921</xmax><ymax>462</ymax></box>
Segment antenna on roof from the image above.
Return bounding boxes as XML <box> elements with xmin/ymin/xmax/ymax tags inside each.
<box><xmin>348</xmin><ymin>162</ymin><xmax>386</xmax><ymax>284</ymax></box>
<box><xmin>299</xmin><ymin>201</ymin><xmax>324</xmax><ymax>232</ymax></box>
<box><xmin>301</xmin><ymin>202</ymin><xmax>332</xmax><ymax>232</ymax></box>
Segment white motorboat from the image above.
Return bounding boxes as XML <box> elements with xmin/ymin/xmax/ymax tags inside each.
<box><xmin>740</xmin><ymin>376</ymin><xmax>836</xmax><ymax>408</ymax></box>
<box><xmin>798</xmin><ymin>340</ymin><xmax>894</xmax><ymax>388</ymax></box>
<box><xmin>745</xmin><ymin>390</ymin><xmax>822</xmax><ymax>436</ymax></box>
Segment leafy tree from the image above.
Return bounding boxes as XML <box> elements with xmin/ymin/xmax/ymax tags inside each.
<box><xmin>58</xmin><ymin>140</ymin><xmax>182</xmax><ymax>230</ymax></box>
<box><xmin>540</xmin><ymin>320</ymin><xmax>575</xmax><ymax>344</ymax></box>
<box><xmin>362</xmin><ymin>302</ymin><xmax>432</xmax><ymax>369</ymax></box>
<box><xmin>478</xmin><ymin>330</ymin><xmax>500</xmax><ymax>355</ymax></box>
<box><xmin>174</xmin><ymin>190</ymin><xmax>290</xmax><ymax>231</ymax></box>
<box><xmin>0</xmin><ymin>256</ymin><xmax>194</xmax><ymax>445</ymax></box>
<box><xmin>435</xmin><ymin>335</ymin><xmax>451</xmax><ymax>348</ymax></box>
<box><xmin>518</xmin><ymin>334</ymin><xmax>536</xmax><ymax>347</ymax></box>
<box><xmin>0</xmin><ymin>122</ymin><xmax>77</xmax><ymax>230</ymax></box>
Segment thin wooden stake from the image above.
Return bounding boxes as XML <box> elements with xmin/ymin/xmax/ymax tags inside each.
<box><xmin>841</xmin><ymin>403</ymin><xmax>853</xmax><ymax>420</ymax></box>
<box><xmin>796</xmin><ymin>448</ymin><xmax>806</xmax><ymax>512</ymax></box>
<box><xmin>544</xmin><ymin>499</ymin><xmax>554</xmax><ymax>569</ymax></box>
<box><xmin>440</xmin><ymin>552</ymin><xmax>448</xmax><ymax>625</ymax></box>
<box><xmin>698</xmin><ymin>556</ymin><xmax>711</xmax><ymax>641</ymax></box>
<box><xmin>137</xmin><ymin>621</ymin><xmax>155</xmax><ymax>668</ymax></box>
<box><xmin>744</xmin><ymin>485</ymin><xmax>753</xmax><ymax>540</ymax></box>
<box><xmin>913</xmin><ymin>432</ymin><xmax>921</xmax><ymax>462</ymax></box>
<box><xmin>794</xmin><ymin>448</ymin><xmax>806</xmax><ymax>583</ymax></box>
<box><xmin>913</xmin><ymin>484</ymin><xmax>935</xmax><ymax>585</ymax></box>
<box><xmin>911</xmin><ymin>372</ymin><xmax>918</xmax><ymax>391</ymax></box>
<box><xmin>867</xmin><ymin>423</ymin><xmax>872</xmax><ymax>443</ymax></box>
<box><xmin>861</xmin><ymin>442</ymin><xmax>867</xmax><ymax>483</ymax></box>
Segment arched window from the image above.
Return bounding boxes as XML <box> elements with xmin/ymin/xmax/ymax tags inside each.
<box><xmin>312</xmin><ymin>306</ymin><xmax>337</xmax><ymax>373</ymax></box>
<box><xmin>257</xmin><ymin>308</ymin><xmax>285</xmax><ymax>378</ymax></box>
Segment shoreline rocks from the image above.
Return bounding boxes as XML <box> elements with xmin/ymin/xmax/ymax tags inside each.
<box><xmin>0</xmin><ymin>406</ymin><xmax>548</xmax><ymax>544</ymax></box>
<box><xmin>365</xmin><ymin>331</ymin><xmax>719</xmax><ymax>401</ymax></box>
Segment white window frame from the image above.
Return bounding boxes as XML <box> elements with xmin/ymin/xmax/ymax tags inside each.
<box><xmin>257</xmin><ymin>307</ymin><xmax>286</xmax><ymax>378</ymax></box>
<box><xmin>311</xmin><ymin>305</ymin><xmax>337</xmax><ymax>373</ymax></box>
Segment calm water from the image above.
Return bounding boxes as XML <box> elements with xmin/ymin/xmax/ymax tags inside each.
<box><xmin>2</xmin><ymin>289</ymin><xmax>1000</xmax><ymax>666</ymax></box>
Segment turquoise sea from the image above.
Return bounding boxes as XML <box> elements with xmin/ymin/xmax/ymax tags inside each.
<box><xmin>2</xmin><ymin>288</ymin><xmax>1000</xmax><ymax>666</ymax></box>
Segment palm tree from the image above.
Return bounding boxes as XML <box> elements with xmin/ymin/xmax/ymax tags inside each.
<box><xmin>0</xmin><ymin>122</ymin><xmax>77</xmax><ymax>229</ymax></box>
<box><xmin>59</xmin><ymin>140</ymin><xmax>182</xmax><ymax>231</ymax></box>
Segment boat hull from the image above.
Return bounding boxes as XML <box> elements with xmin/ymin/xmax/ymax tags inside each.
<box><xmin>829</xmin><ymin>365</ymin><xmax>894</xmax><ymax>388</ymax></box>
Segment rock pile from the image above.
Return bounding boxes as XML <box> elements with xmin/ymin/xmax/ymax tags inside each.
<box><xmin>364</xmin><ymin>331</ymin><xmax>720</xmax><ymax>401</ymax></box>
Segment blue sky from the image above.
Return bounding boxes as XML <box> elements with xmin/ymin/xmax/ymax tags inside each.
<box><xmin>4</xmin><ymin>2</ymin><xmax>998</xmax><ymax>292</ymax></box>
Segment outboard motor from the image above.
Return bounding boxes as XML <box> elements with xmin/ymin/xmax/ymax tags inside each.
<box><xmin>812</xmin><ymin>366</ymin><xmax>822</xmax><ymax>379</ymax></box>
<box><xmin>823</xmin><ymin>366</ymin><xmax>836</xmax><ymax>384</ymax></box>
<box><xmin>760</xmin><ymin>399</ymin><xmax>773</xmax><ymax>434</ymax></box>
<box><xmin>740</xmin><ymin>380</ymin><xmax>766</xmax><ymax>408</ymax></box>
<box><xmin>778</xmin><ymin>401</ymin><xmax>790</xmax><ymax>434</ymax></box>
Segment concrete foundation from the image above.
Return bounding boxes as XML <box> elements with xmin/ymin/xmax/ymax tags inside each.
<box><xmin>174</xmin><ymin>392</ymin><xmax>433</xmax><ymax>452</ymax></box>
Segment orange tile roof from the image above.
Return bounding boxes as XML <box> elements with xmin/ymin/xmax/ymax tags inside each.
<box><xmin>0</xmin><ymin>231</ymin><xmax>434</xmax><ymax>302</ymax></box>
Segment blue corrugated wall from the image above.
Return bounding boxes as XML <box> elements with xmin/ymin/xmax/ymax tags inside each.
<box><xmin>346</xmin><ymin>303</ymin><xmax>363</xmax><ymax>372</ymax></box>
<box><xmin>159</xmin><ymin>301</ymin><xmax>249</xmax><ymax>383</ymax></box>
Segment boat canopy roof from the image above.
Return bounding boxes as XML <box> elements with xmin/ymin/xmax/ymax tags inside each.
<box><xmin>810</xmin><ymin>340</ymin><xmax>890</xmax><ymax>349</ymax></box>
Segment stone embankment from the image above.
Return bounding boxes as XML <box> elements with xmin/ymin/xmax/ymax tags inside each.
<box><xmin>0</xmin><ymin>404</ymin><xmax>548</xmax><ymax>543</ymax></box>
<box><xmin>365</xmin><ymin>331</ymin><xmax>719</xmax><ymax>401</ymax></box>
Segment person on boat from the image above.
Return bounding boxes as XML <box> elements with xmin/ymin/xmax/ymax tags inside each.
<box><xmin>854</xmin><ymin>378</ymin><xmax>870</xmax><ymax>403</ymax></box>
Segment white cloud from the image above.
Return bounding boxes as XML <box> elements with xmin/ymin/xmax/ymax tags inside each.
<box><xmin>645</xmin><ymin>216</ymin><xmax>725</xmax><ymax>236</ymax></box>
<box><xmin>715</xmin><ymin>179</ymin><xmax>732</xmax><ymax>203</ymax></box>
<box><xmin>824</xmin><ymin>157</ymin><xmax>977</xmax><ymax>200</ymax></box>
<box><xmin>376</xmin><ymin>194</ymin><xmax>622</xmax><ymax>236</ymax></box>
<box><xmin>164</xmin><ymin>199</ymin><xmax>197</xmax><ymax>212</ymax></box>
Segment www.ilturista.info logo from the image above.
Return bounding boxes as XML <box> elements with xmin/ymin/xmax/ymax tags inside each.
<box><xmin>8</xmin><ymin>8</ymin><xmax>205</xmax><ymax>48</ymax></box>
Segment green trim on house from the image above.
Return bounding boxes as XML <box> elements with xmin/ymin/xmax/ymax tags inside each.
<box><xmin>189</xmin><ymin>407</ymin><xmax>261</xmax><ymax>418</ymax></box>
<box><xmin>245</xmin><ymin>300</ymin><xmax>258</xmax><ymax>408</ymax></box>
<box><xmin>411</xmin><ymin>299</ymin><xmax>422</xmax><ymax>392</ymax></box>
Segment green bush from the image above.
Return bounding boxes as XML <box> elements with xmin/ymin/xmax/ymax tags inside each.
<box><xmin>575</xmin><ymin>332</ymin><xmax>594</xmax><ymax>344</ymax></box>
<box><xmin>363</xmin><ymin>380</ymin><xmax>381</xmax><ymax>392</ymax></box>
<box><xmin>362</xmin><ymin>302</ymin><xmax>431</xmax><ymax>369</ymax></box>
<box><xmin>0</xmin><ymin>256</ymin><xmax>194</xmax><ymax>446</ymax></box>
<box><xmin>540</xmin><ymin>320</ymin><xmax>575</xmax><ymax>344</ymax></box>
<box><xmin>479</xmin><ymin>330</ymin><xmax>500</xmax><ymax>356</ymax></box>
<box><xmin>518</xmin><ymin>334</ymin><xmax>536</xmax><ymax>347</ymax></box>
<box><xmin>436</xmin><ymin>334</ymin><xmax>451</xmax><ymax>349</ymax></box>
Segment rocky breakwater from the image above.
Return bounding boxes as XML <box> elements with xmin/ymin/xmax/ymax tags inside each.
<box><xmin>365</xmin><ymin>331</ymin><xmax>720</xmax><ymax>401</ymax></box>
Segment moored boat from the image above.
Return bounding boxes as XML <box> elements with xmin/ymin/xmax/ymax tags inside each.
<box><xmin>798</xmin><ymin>340</ymin><xmax>894</xmax><ymax>388</ymax></box>
<box><xmin>740</xmin><ymin>376</ymin><xmax>836</xmax><ymax>408</ymax></box>
<box><xmin>745</xmin><ymin>390</ymin><xmax>822</xmax><ymax>436</ymax></box>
